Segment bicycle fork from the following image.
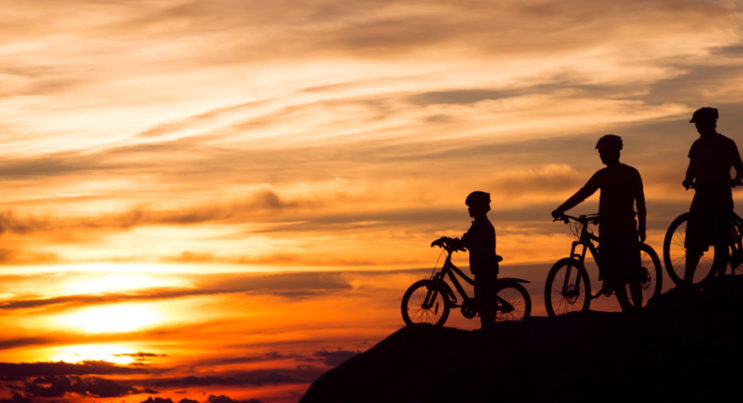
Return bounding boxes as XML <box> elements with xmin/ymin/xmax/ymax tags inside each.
<box><xmin>423</xmin><ymin>285</ymin><xmax>441</xmax><ymax>314</ymax></box>
<box><xmin>560</xmin><ymin>241</ymin><xmax>588</xmax><ymax>299</ymax></box>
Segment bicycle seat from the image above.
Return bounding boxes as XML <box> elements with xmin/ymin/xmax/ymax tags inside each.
<box><xmin>495</xmin><ymin>255</ymin><xmax>503</xmax><ymax>263</ymax></box>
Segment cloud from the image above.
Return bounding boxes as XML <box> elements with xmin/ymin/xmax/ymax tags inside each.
<box><xmin>0</xmin><ymin>189</ymin><xmax>296</xmax><ymax>239</ymax></box>
<box><xmin>191</xmin><ymin>352</ymin><xmax>289</xmax><ymax>368</ymax></box>
<box><xmin>305</xmin><ymin>350</ymin><xmax>360</xmax><ymax>367</ymax></box>
<box><xmin>206</xmin><ymin>395</ymin><xmax>262</xmax><ymax>403</ymax></box>
<box><xmin>149</xmin><ymin>367</ymin><xmax>324</xmax><ymax>388</ymax></box>
<box><xmin>23</xmin><ymin>375</ymin><xmax>139</xmax><ymax>398</ymax></box>
<box><xmin>0</xmin><ymin>271</ymin><xmax>354</xmax><ymax>311</ymax></box>
<box><xmin>0</xmin><ymin>337</ymin><xmax>55</xmax><ymax>350</ymax></box>
<box><xmin>0</xmin><ymin>361</ymin><xmax>144</xmax><ymax>380</ymax></box>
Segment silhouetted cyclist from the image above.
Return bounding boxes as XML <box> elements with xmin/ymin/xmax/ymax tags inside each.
<box><xmin>432</xmin><ymin>191</ymin><xmax>497</xmax><ymax>329</ymax></box>
<box><xmin>551</xmin><ymin>135</ymin><xmax>646</xmax><ymax>312</ymax></box>
<box><xmin>683</xmin><ymin>107</ymin><xmax>743</xmax><ymax>283</ymax></box>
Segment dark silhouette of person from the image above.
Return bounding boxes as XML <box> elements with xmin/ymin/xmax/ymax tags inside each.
<box><xmin>551</xmin><ymin>135</ymin><xmax>646</xmax><ymax>312</ymax></box>
<box><xmin>432</xmin><ymin>191</ymin><xmax>498</xmax><ymax>329</ymax></box>
<box><xmin>683</xmin><ymin>107</ymin><xmax>743</xmax><ymax>282</ymax></box>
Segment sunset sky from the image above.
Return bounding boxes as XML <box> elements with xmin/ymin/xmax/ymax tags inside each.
<box><xmin>2</xmin><ymin>0</ymin><xmax>743</xmax><ymax>401</ymax></box>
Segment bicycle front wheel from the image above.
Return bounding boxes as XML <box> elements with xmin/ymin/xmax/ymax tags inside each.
<box><xmin>494</xmin><ymin>282</ymin><xmax>531</xmax><ymax>322</ymax></box>
<box><xmin>544</xmin><ymin>258</ymin><xmax>591</xmax><ymax>317</ymax></box>
<box><xmin>634</xmin><ymin>244</ymin><xmax>662</xmax><ymax>305</ymax></box>
<box><xmin>401</xmin><ymin>279</ymin><xmax>450</xmax><ymax>327</ymax></box>
<box><xmin>663</xmin><ymin>213</ymin><xmax>722</xmax><ymax>286</ymax></box>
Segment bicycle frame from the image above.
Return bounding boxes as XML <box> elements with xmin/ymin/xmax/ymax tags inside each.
<box><xmin>432</xmin><ymin>250</ymin><xmax>474</xmax><ymax>307</ymax></box>
<box><xmin>559</xmin><ymin>215</ymin><xmax>608</xmax><ymax>300</ymax></box>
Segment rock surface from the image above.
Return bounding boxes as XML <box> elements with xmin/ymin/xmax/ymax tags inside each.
<box><xmin>300</xmin><ymin>276</ymin><xmax>743</xmax><ymax>402</ymax></box>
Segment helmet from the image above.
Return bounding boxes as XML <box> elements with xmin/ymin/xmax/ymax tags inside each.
<box><xmin>595</xmin><ymin>134</ymin><xmax>623</xmax><ymax>151</ymax></box>
<box><xmin>689</xmin><ymin>107</ymin><xmax>718</xmax><ymax>123</ymax></box>
<box><xmin>465</xmin><ymin>191</ymin><xmax>490</xmax><ymax>209</ymax></box>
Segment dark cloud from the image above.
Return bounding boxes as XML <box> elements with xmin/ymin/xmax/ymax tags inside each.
<box><xmin>0</xmin><ymin>337</ymin><xmax>55</xmax><ymax>350</ymax></box>
<box><xmin>309</xmin><ymin>350</ymin><xmax>360</xmax><ymax>367</ymax></box>
<box><xmin>192</xmin><ymin>352</ymin><xmax>289</xmax><ymax>368</ymax></box>
<box><xmin>149</xmin><ymin>367</ymin><xmax>323</xmax><ymax>388</ymax></box>
<box><xmin>23</xmin><ymin>375</ymin><xmax>138</xmax><ymax>398</ymax></box>
<box><xmin>0</xmin><ymin>189</ymin><xmax>295</xmax><ymax>237</ymax></box>
<box><xmin>0</xmin><ymin>152</ymin><xmax>114</xmax><ymax>179</ymax></box>
<box><xmin>0</xmin><ymin>288</ymin><xmax>236</xmax><ymax>310</ymax></box>
<box><xmin>0</xmin><ymin>394</ymin><xmax>30</xmax><ymax>403</ymax></box>
<box><xmin>0</xmin><ymin>361</ymin><xmax>144</xmax><ymax>380</ymax></box>
<box><xmin>207</xmin><ymin>395</ymin><xmax>262</xmax><ymax>403</ymax></box>
<box><xmin>140</xmin><ymin>398</ymin><xmax>175</xmax><ymax>403</ymax></box>
<box><xmin>0</xmin><ymin>271</ymin><xmax>354</xmax><ymax>311</ymax></box>
<box><xmin>408</xmin><ymin>89</ymin><xmax>518</xmax><ymax>106</ymax></box>
<box><xmin>644</xmin><ymin>63</ymin><xmax>743</xmax><ymax>105</ymax></box>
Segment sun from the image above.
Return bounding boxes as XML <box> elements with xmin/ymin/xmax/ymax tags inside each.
<box><xmin>54</xmin><ymin>303</ymin><xmax>165</xmax><ymax>334</ymax></box>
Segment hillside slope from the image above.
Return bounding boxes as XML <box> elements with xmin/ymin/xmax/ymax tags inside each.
<box><xmin>301</xmin><ymin>277</ymin><xmax>743</xmax><ymax>402</ymax></box>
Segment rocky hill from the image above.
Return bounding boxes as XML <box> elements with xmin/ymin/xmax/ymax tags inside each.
<box><xmin>300</xmin><ymin>276</ymin><xmax>743</xmax><ymax>402</ymax></box>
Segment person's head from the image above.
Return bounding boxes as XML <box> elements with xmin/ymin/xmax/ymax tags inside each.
<box><xmin>465</xmin><ymin>191</ymin><xmax>491</xmax><ymax>218</ymax></box>
<box><xmin>689</xmin><ymin>107</ymin><xmax>718</xmax><ymax>136</ymax></box>
<box><xmin>595</xmin><ymin>134</ymin><xmax>622</xmax><ymax>165</ymax></box>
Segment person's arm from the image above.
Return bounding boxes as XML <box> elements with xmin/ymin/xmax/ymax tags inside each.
<box><xmin>683</xmin><ymin>144</ymin><xmax>697</xmax><ymax>189</ymax></box>
<box><xmin>461</xmin><ymin>223</ymin><xmax>491</xmax><ymax>254</ymax></box>
<box><xmin>552</xmin><ymin>173</ymin><xmax>600</xmax><ymax>218</ymax></box>
<box><xmin>732</xmin><ymin>141</ymin><xmax>743</xmax><ymax>185</ymax></box>
<box><xmin>636</xmin><ymin>172</ymin><xmax>647</xmax><ymax>243</ymax></box>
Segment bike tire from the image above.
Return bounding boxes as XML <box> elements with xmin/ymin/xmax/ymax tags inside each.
<box><xmin>663</xmin><ymin>212</ymin><xmax>724</xmax><ymax>286</ymax></box>
<box><xmin>544</xmin><ymin>258</ymin><xmax>591</xmax><ymax>317</ymax></box>
<box><xmin>401</xmin><ymin>279</ymin><xmax>450</xmax><ymax>327</ymax></box>
<box><xmin>633</xmin><ymin>244</ymin><xmax>663</xmax><ymax>306</ymax></box>
<box><xmin>494</xmin><ymin>282</ymin><xmax>531</xmax><ymax>322</ymax></box>
<box><xmin>729</xmin><ymin>216</ymin><xmax>743</xmax><ymax>275</ymax></box>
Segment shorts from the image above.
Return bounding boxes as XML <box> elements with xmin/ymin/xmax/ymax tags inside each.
<box><xmin>686</xmin><ymin>188</ymin><xmax>733</xmax><ymax>249</ymax></box>
<box><xmin>598</xmin><ymin>234</ymin><xmax>641</xmax><ymax>285</ymax></box>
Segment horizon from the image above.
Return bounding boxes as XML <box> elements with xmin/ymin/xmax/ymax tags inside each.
<box><xmin>2</xmin><ymin>0</ymin><xmax>743</xmax><ymax>402</ymax></box>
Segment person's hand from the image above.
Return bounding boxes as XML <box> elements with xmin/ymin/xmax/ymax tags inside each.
<box><xmin>551</xmin><ymin>208</ymin><xmax>565</xmax><ymax>220</ymax></box>
<box><xmin>430</xmin><ymin>237</ymin><xmax>448</xmax><ymax>248</ymax></box>
<box><xmin>682</xmin><ymin>179</ymin><xmax>694</xmax><ymax>189</ymax></box>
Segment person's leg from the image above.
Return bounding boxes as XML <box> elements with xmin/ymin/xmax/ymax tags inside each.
<box><xmin>628</xmin><ymin>278</ymin><xmax>642</xmax><ymax>308</ymax></box>
<box><xmin>614</xmin><ymin>282</ymin><xmax>633</xmax><ymax>312</ymax></box>
<box><xmin>684</xmin><ymin>247</ymin><xmax>703</xmax><ymax>284</ymax></box>
<box><xmin>628</xmin><ymin>237</ymin><xmax>643</xmax><ymax>308</ymax></box>
<box><xmin>475</xmin><ymin>272</ymin><xmax>496</xmax><ymax>329</ymax></box>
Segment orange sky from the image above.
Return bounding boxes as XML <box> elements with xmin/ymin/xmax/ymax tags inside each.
<box><xmin>2</xmin><ymin>0</ymin><xmax>743</xmax><ymax>402</ymax></box>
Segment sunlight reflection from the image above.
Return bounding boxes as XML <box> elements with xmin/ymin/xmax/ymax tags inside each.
<box><xmin>54</xmin><ymin>303</ymin><xmax>165</xmax><ymax>334</ymax></box>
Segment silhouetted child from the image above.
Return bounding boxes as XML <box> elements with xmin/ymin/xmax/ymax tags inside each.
<box><xmin>551</xmin><ymin>135</ymin><xmax>646</xmax><ymax>312</ymax></box>
<box><xmin>433</xmin><ymin>191</ymin><xmax>498</xmax><ymax>329</ymax></box>
<box><xmin>683</xmin><ymin>107</ymin><xmax>743</xmax><ymax>283</ymax></box>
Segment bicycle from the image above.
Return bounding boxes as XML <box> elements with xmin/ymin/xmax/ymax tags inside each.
<box><xmin>663</xmin><ymin>184</ymin><xmax>743</xmax><ymax>286</ymax></box>
<box><xmin>544</xmin><ymin>213</ymin><xmax>662</xmax><ymax>317</ymax></box>
<box><xmin>401</xmin><ymin>239</ymin><xmax>532</xmax><ymax>327</ymax></box>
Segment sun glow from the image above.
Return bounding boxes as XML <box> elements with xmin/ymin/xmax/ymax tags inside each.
<box><xmin>60</xmin><ymin>272</ymin><xmax>186</xmax><ymax>295</ymax></box>
<box><xmin>55</xmin><ymin>303</ymin><xmax>165</xmax><ymax>334</ymax></box>
<box><xmin>49</xmin><ymin>344</ymin><xmax>139</xmax><ymax>365</ymax></box>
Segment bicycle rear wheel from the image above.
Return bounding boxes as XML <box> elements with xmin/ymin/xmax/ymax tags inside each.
<box><xmin>729</xmin><ymin>216</ymin><xmax>743</xmax><ymax>275</ymax></box>
<box><xmin>401</xmin><ymin>279</ymin><xmax>450</xmax><ymax>326</ymax></box>
<box><xmin>634</xmin><ymin>244</ymin><xmax>662</xmax><ymax>305</ymax></box>
<box><xmin>663</xmin><ymin>213</ymin><xmax>723</xmax><ymax>286</ymax></box>
<box><xmin>494</xmin><ymin>282</ymin><xmax>531</xmax><ymax>322</ymax></box>
<box><xmin>544</xmin><ymin>258</ymin><xmax>591</xmax><ymax>317</ymax></box>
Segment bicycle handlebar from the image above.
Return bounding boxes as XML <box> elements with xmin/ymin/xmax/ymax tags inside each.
<box><xmin>552</xmin><ymin>213</ymin><xmax>599</xmax><ymax>225</ymax></box>
<box><xmin>430</xmin><ymin>237</ymin><xmax>466</xmax><ymax>253</ymax></box>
